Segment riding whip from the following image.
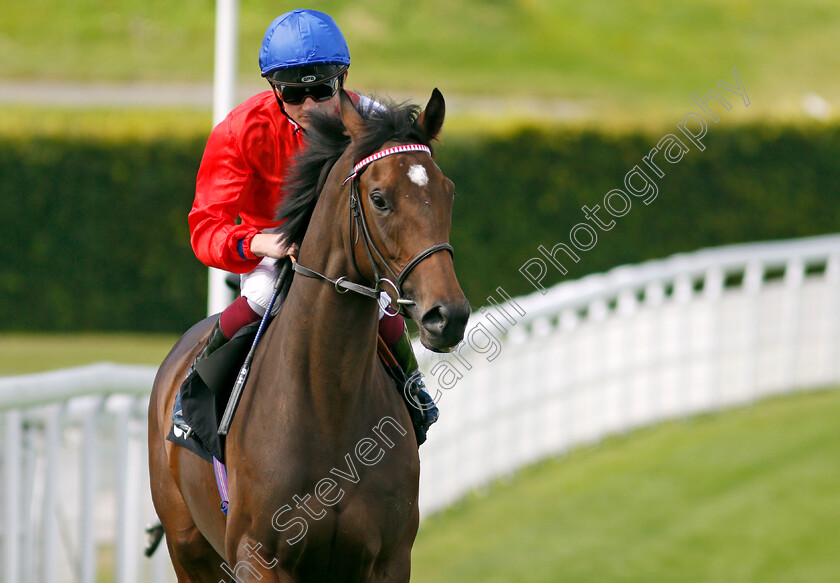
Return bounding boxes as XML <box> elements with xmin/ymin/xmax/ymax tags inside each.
<box><xmin>218</xmin><ymin>256</ymin><xmax>293</xmax><ymax>436</ymax></box>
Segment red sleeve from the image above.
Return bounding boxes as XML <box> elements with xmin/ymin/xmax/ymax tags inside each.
<box><xmin>188</xmin><ymin>116</ymin><xmax>263</xmax><ymax>273</ymax></box>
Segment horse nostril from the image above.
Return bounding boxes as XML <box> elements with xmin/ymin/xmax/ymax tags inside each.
<box><xmin>421</xmin><ymin>300</ymin><xmax>471</xmax><ymax>340</ymax></box>
<box><xmin>421</xmin><ymin>303</ymin><xmax>448</xmax><ymax>336</ymax></box>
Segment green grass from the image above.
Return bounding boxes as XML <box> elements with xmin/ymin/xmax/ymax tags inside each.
<box><xmin>1</xmin><ymin>0</ymin><xmax>839</xmax><ymax>119</ymax></box>
<box><xmin>0</xmin><ymin>333</ymin><xmax>177</xmax><ymax>375</ymax></box>
<box><xmin>412</xmin><ymin>388</ymin><xmax>840</xmax><ymax>583</ymax></box>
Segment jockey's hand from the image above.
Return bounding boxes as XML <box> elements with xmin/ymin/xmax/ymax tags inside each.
<box><xmin>250</xmin><ymin>233</ymin><xmax>299</xmax><ymax>259</ymax></box>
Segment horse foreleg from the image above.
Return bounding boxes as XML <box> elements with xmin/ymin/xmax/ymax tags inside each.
<box><xmin>149</xmin><ymin>450</ymin><xmax>227</xmax><ymax>582</ymax></box>
<box><xmin>217</xmin><ymin>534</ymin><xmax>296</xmax><ymax>583</ymax></box>
<box><xmin>149</xmin><ymin>439</ymin><xmax>227</xmax><ymax>582</ymax></box>
<box><xmin>165</xmin><ymin>526</ymin><xmax>230</xmax><ymax>583</ymax></box>
<box><xmin>372</xmin><ymin>504</ymin><xmax>418</xmax><ymax>583</ymax></box>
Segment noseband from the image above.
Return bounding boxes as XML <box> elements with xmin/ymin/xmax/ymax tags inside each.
<box><xmin>292</xmin><ymin>144</ymin><xmax>454</xmax><ymax>310</ymax></box>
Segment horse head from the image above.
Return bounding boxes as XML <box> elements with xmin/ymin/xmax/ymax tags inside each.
<box><xmin>337</xmin><ymin>89</ymin><xmax>470</xmax><ymax>352</ymax></box>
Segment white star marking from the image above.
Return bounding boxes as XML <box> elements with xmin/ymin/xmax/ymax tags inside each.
<box><xmin>408</xmin><ymin>164</ymin><xmax>428</xmax><ymax>187</ymax></box>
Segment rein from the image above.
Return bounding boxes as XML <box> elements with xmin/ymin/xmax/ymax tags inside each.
<box><xmin>292</xmin><ymin>143</ymin><xmax>454</xmax><ymax>309</ymax></box>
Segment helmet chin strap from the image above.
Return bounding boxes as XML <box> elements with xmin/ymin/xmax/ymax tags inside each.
<box><xmin>271</xmin><ymin>86</ymin><xmax>305</xmax><ymax>134</ymax></box>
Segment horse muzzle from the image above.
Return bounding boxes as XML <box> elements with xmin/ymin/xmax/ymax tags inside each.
<box><xmin>416</xmin><ymin>298</ymin><xmax>471</xmax><ymax>352</ymax></box>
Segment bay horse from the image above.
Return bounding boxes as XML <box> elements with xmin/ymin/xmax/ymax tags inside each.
<box><xmin>148</xmin><ymin>89</ymin><xmax>470</xmax><ymax>582</ymax></box>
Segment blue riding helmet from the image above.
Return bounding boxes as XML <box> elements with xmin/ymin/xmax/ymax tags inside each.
<box><xmin>259</xmin><ymin>9</ymin><xmax>350</xmax><ymax>78</ymax></box>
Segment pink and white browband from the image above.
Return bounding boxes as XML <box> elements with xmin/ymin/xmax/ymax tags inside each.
<box><xmin>344</xmin><ymin>144</ymin><xmax>431</xmax><ymax>184</ymax></box>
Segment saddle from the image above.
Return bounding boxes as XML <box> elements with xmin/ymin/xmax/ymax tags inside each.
<box><xmin>166</xmin><ymin>320</ymin><xmax>260</xmax><ymax>463</ymax></box>
<box><xmin>166</xmin><ymin>321</ymin><xmax>425</xmax><ymax>464</ymax></box>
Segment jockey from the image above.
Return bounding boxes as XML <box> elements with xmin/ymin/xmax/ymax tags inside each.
<box><xmin>173</xmin><ymin>9</ymin><xmax>439</xmax><ymax>443</ymax></box>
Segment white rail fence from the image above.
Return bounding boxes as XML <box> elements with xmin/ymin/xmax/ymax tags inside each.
<box><xmin>0</xmin><ymin>365</ymin><xmax>170</xmax><ymax>583</ymax></box>
<box><xmin>417</xmin><ymin>233</ymin><xmax>840</xmax><ymax>514</ymax></box>
<box><xmin>1</xmin><ymin>234</ymin><xmax>838</xmax><ymax>581</ymax></box>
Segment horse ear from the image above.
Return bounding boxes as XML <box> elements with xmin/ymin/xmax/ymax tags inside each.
<box><xmin>418</xmin><ymin>88</ymin><xmax>446</xmax><ymax>141</ymax></box>
<box><xmin>339</xmin><ymin>90</ymin><xmax>365</xmax><ymax>141</ymax></box>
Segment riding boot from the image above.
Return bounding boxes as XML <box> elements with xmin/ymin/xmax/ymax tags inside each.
<box><xmin>389</xmin><ymin>329</ymin><xmax>440</xmax><ymax>443</ymax></box>
<box><xmin>172</xmin><ymin>321</ymin><xmax>229</xmax><ymax>435</ymax></box>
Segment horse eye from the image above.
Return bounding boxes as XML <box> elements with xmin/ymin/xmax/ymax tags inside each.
<box><xmin>370</xmin><ymin>192</ymin><xmax>390</xmax><ymax>211</ymax></box>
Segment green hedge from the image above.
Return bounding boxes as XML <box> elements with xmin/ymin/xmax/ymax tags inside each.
<box><xmin>2</xmin><ymin>123</ymin><xmax>838</xmax><ymax>332</ymax></box>
<box><xmin>1</xmin><ymin>136</ymin><xmax>208</xmax><ymax>331</ymax></box>
<box><xmin>439</xmin><ymin>123</ymin><xmax>840</xmax><ymax>302</ymax></box>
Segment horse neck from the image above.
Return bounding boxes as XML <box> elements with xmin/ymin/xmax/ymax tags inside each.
<box><xmin>271</xmin><ymin>179</ymin><xmax>382</xmax><ymax>420</ymax></box>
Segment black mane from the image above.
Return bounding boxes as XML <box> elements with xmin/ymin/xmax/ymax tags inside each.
<box><xmin>275</xmin><ymin>96</ymin><xmax>434</xmax><ymax>246</ymax></box>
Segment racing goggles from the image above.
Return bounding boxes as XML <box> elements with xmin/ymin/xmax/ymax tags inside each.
<box><xmin>268</xmin><ymin>67</ymin><xmax>346</xmax><ymax>105</ymax></box>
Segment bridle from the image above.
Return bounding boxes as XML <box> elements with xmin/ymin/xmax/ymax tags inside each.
<box><xmin>292</xmin><ymin>144</ymin><xmax>454</xmax><ymax>312</ymax></box>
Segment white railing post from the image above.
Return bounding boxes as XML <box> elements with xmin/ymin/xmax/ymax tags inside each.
<box><xmin>674</xmin><ymin>273</ymin><xmax>694</xmax><ymax>418</ymax></box>
<box><xmin>826</xmin><ymin>254</ymin><xmax>840</xmax><ymax>384</ymax></box>
<box><xmin>704</xmin><ymin>265</ymin><xmax>725</xmax><ymax>410</ymax></box>
<box><xmin>644</xmin><ymin>280</ymin><xmax>665</xmax><ymax>423</ymax></box>
<box><xmin>114</xmin><ymin>401</ymin><xmax>132</xmax><ymax>583</ymax></box>
<box><xmin>743</xmin><ymin>261</ymin><xmax>765</xmax><ymax>402</ymax></box>
<box><xmin>41</xmin><ymin>404</ymin><xmax>62</xmax><ymax>583</ymax></box>
<box><xmin>78</xmin><ymin>399</ymin><xmax>101</xmax><ymax>583</ymax></box>
<box><xmin>3</xmin><ymin>410</ymin><xmax>22</xmax><ymax>583</ymax></box>
<box><xmin>557</xmin><ymin>308</ymin><xmax>578</xmax><ymax>453</ymax></box>
<box><xmin>20</xmin><ymin>423</ymin><xmax>36</xmax><ymax>583</ymax></box>
<box><xmin>588</xmin><ymin>298</ymin><xmax>609</xmax><ymax>439</ymax></box>
<box><xmin>783</xmin><ymin>258</ymin><xmax>805</xmax><ymax>392</ymax></box>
